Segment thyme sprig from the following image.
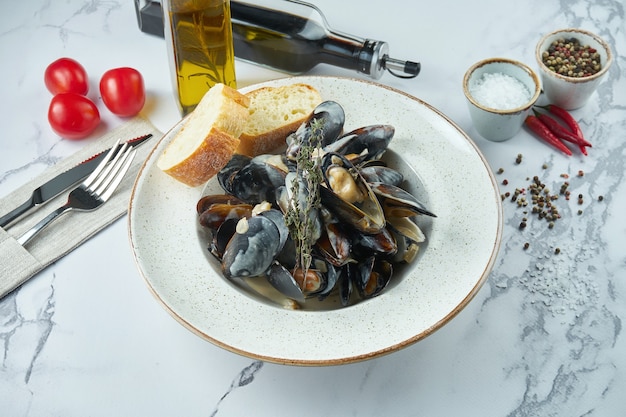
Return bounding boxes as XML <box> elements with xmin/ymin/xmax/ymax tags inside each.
<box><xmin>284</xmin><ymin>119</ymin><xmax>325</xmax><ymax>276</ymax></box>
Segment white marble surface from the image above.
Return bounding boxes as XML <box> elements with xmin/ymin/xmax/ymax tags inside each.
<box><xmin>1</xmin><ymin>0</ymin><xmax>624</xmax><ymax>415</ymax></box>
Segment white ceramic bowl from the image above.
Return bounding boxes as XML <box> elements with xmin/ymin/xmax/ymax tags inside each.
<box><xmin>535</xmin><ymin>28</ymin><xmax>613</xmax><ymax>110</ymax></box>
<box><xmin>129</xmin><ymin>76</ymin><xmax>503</xmax><ymax>365</ymax></box>
<box><xmin>463</xmin><ymin>58</ymin><xmax>541</xmax><ymax>142</ymax></box>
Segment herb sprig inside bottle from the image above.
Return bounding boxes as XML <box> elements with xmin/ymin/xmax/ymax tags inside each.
<box><xmin>284</xmin><ymin>119</ymin><xmax>324</xmax><ymax>276</ymax></box>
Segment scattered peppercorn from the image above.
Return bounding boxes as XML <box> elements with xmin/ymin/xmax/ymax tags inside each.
<box><xmin>497</xmin><ymin>168</ymin><xmax>504</xmax><ymax>174</ymax></box>
<box><xmin>542</xmin><ymin>37</ymin><xmax>602</xmax><ymax>78</ymax></box>
<box><xmin>555</xmin><ymin>247</ymin><xmax>561</xmax><ymax>255</ymax></box>
<box><xmin>578</xmin><ymin>170</ymin><xmax>584</xmax><ymax>177</ymax></box>
<box><xmin>598</xmin><ymin>195</ymin><xmax>604</xmax><ymax>201</ymax></box>
<box><xmin>578</xmin><ymin>209</ymin><xmax>583</xmax><ymax>215</ymax></box>
<box><xmin>523</xmin><ymin>242</ymin><xmax>530</xmax><ymax>250</ymax></box>
<box><xmin>516</xmin><ymin>153</ymin><xmax>523</xmax><ymax>164</ymax></box>
<box><xmin>502</xmin><ymin>179</ymin><xmax>509</xmax><ymax>185</ymax></box>
<box><xmin>542</xmin><ymin>163</ymin><xmax>549</xmax><ymax>169</ymax></box>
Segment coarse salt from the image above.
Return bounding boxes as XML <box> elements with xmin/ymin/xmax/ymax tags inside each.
<box><xmin>470</xmin><ymin>72</ymin><xmax>531</xmax><ymax>110</ymax></box>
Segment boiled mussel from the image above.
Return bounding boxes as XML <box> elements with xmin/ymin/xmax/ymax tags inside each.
<box><xmin>369</xmin><ymin>182</ymin><xmax>436</xmax><ymax>218</ymax></box>
<box><xmin>359</xmin><ymin>165</ymin><xmax>404</xmax><ymax>187</ymax></box>
<box><xmin>319</xmin><ymin>152</ymin><xmax>385</xmax><ymax>234</ymax></box>
<box><xmin>219</xmin><ymin>156</ymin><xmax>287</xmax><ymax>205</ymax></box>
<box><xmin>286</xmin><ymin>101</ymin><xmax>345</xmax><ymax>161</ymax></box>
<box><xmin>323</xmin><ymin>125</ymin><xmax>395</xmax><ymax>164</ymax></box>
<box><xmin>221</xmin><ymin>208</ymin><xmax>289</xmax><ymax>279</ymax></box>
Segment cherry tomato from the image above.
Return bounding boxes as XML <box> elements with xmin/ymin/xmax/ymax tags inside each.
<box><xmin>44</xmin><ymin>57</ymin><xmax>89</xmax><ymax>95</ymax></box>
<box><xmin>99</xmin><ymin>67</ymin><xmax>145</xmax><ymax>117</ymax></box>
<box><xmin>48</xmin><ymin>93</ymin><xmax>100</xmax><ymax>140</ymax></box>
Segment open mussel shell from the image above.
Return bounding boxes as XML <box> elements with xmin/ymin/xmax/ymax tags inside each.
<box><xmin>316</xmin><ymin>207</ymin><xmax>352</xmax><ymax>266</ymax></box>
<box><xmin>323</xmin><ymin>124</ymin><xmax>395</xmax><ymax>164</ymax></box>
<box><xmin>266</xmin><ymin>258</ymin><xmax>329</xmax><ymax>303</ymax></box>
<box><xmin>339</xmin><ymin>264</ymin><xmax>354</xmax><ymax>306</ymax></box>
<box><xmin>386</xmin><ymin>216</ymin><xmax>426</xmax><ymax>243</ymax></box>
<box><xmin>219</xmin><ymin>157</ymin><xmax>287</xmax><ymax>205</ymax></box>
<box><xmin>217</xmin><ymin>154</ymin><xmax>252</xmax><ymax>194</ymax></box>
<box><xmin>349</xmin><ymin>226</ymin><xmax>398</xmax><ymax>259</ymax></box>
<box><xmin>390</xmin><ymin>229</ymin><xmax>421</xmax><ymax>264</ymax></box>
<box><xmin>210</xmin><ymin>217</ymin><xmax>239</xmax><ymax>259</ymax></box>
<box><xmin>369</xmin><ymin>182</ymin><xmax>437</xmax><ymax>218</ymax></box>
<box><xmin>320</xmin><ymin>153</ymin><xmax>386</xmax><ymax>234</ymax></box>
<box><xmin>266</xmin><ymin>263</ymin><xmax>306</xmax><ymax>303</ymax></box>
<box><xmin>359</xmin><ymin>165</ymin><xmax>404</xmax><ymax>187</ymax></box>
<box><xmin>316</xmin><ymin>223</ymin><xmax>352</xmax><ymax>267</ymax></box>
<box><xmin>197</xmin><ymin>194</ymin><xmax>247</xmax><ymax>214</ymax></box>
<box><xmin>198</xmin><ymin>202</ymin><xmax>253</xmax><ymax>230</ymax></box>
<box><xmin>350</xmin><ymin>257</ymin><xmax>393</xmax><ymax>299</ymax></box>
<box><xmin>286</xmin><ymin>100</ymin><xmax>346</xmax><ymax>161</ymax></box>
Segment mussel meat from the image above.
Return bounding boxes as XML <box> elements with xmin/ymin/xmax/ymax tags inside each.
<box><xmin>320</xmin><ymin>153</ymin><xmax>385</xmax><ymax>234</ymax></box>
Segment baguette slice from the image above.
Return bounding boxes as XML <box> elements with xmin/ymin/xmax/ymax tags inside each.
<box><xmin>236</xmin><ymin>83</ymin><xmax>322</xmax><ymax>157</ymax></box>
<box><xmin>158</xmin><ymin>84</ymin><xmax>250</xmax><ymax>187</ymax></box>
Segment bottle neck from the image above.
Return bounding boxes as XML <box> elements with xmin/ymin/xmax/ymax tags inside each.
<box><xmin>315</xmin><ymin>31</ymin><xmax>387</xmax><ymax>78</ymax></box>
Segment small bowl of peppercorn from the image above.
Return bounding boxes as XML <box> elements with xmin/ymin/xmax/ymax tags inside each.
<box><xmin>536</xmin><ymin>28</ymin><xmax>613</xmax><ymax>110</ymax></box>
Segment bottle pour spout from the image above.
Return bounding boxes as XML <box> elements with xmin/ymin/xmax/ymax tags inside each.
<box><xmin>360</xmin><ymin>40</ymin><xmax>420</xmax><ymax>80</ymax></box>
<box><xmin>384</xmin><ymin>56</ymin><xmax>421</xmax><ymax>79</ymax></box>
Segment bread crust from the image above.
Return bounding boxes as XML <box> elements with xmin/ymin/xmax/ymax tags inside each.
<box><xmin>237</xmin><ymin>83</ymin><xmax>322</xmax><ymax>157</ymax></box>
<box><xmin>159</xmin><ymin>126</ymin><xmax>240</xmax><ymax>187</ymax></box>
<box><xmin>157</xmin><ymin>84</ymin><xmax>250</xmax><ymax>187</ymax></box>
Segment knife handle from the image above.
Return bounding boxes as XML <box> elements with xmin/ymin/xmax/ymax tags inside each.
<box><xmin>0</xmin><ymin>197</ymin><xmax>35</xmax><ymax>229</ymax></box>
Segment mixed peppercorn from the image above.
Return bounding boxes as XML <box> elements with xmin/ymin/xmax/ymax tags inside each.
<box><xmin>497</xmin><ymin>156</ymin><xmax>604</xmax><ymax>254</ymax></box>
<box><xmin>542</xmin><ymin>37</ymin><xmax>602</xmax><ymax>78</ymax></box>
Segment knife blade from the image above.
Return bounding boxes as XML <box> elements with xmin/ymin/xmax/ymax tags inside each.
<box><xmin>0</xmin><ymin>133</ymin><xmax>153</xmax><ymax>229</ymax></box>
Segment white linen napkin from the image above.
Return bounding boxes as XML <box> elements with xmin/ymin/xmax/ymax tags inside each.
<box><xmin>0</xmin><ymin>117</ymin><xmax>162</xmax><ymax>298</ymax></box>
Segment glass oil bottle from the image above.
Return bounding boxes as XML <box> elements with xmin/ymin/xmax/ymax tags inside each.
<box><xmin>162</xmin><ymin>0</ymin><xmax>237</xmax><ymax>115</ymax></box>
<box><xmin>230</xmin><ymin>0</ymin><xmax>420</xmax><ymax>79</ymax></box>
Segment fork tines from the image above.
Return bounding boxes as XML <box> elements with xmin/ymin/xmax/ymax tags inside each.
<box><xmin>85</xmin><ymin>140</ymin><xmax>136</xmax><ymax>201</ymax></box>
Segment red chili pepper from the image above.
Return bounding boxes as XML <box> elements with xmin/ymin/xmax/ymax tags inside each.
<box><xmin>533</xmin><ymin>111</ymin><xmax>589</xmax><ymax>155</ymax></box>
<box><xmin>525</xmin><ymin>115</ymin><xmax>573</xmax><ymax>156</ymax></box>
<box><xmin>536</xmin><ymin>104</ymin><xmax>589</xmax><ymax>146</ymax></box>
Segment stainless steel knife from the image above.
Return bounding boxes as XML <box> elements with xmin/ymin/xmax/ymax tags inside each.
<box><xmin>0</xmin><ymin>133</ymin><xmax>153</xmax><ymax>229</ymax></box>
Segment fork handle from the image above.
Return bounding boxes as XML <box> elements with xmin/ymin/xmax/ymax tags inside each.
<box><xmin>16</xmin><ymin>204</ymin><xmax>72</xmax><ymax>246</ymax></box>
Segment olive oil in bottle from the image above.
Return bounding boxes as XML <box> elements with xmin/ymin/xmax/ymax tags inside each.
<box><xmin>163</xmin><ymin>0</ymin><xmax>236</xmax><ymax>115</ymax></box>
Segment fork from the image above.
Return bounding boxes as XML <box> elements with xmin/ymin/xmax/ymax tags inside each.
<box><xmin>16</xmin><ymin>139</ymin><xmax>137</xmax><ymax>246</ymax></box>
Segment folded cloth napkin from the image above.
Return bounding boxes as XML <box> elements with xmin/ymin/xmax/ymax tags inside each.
<box><xmin>0</xmin><ymin>116</ymin><xmax>162</xmax><ymax>299</ymax></box>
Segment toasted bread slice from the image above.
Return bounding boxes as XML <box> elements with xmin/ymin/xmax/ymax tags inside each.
<box><xmin>157</xmin><ymin>84</ymin><xmax>250</xmax><ymax>187</ymax></box>
<box><xmin>237</xmin><ymin>83</ymin><xmax>322</xmax><ymax>157</ymax></box>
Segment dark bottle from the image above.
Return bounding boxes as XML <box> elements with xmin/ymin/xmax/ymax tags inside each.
<box><xmin>230</xmin><ymin>0</ymin><xmax>420</xmax><ymax>79</ymax></box>
<box><xmin>134</xmin><ymin>0</ymin><xmax>420</xmax><ymax>79</ymax></box>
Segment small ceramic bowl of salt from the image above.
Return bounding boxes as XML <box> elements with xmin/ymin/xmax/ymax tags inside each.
<box><xmin>463</xmin><ymin>58</ymin><xmax>541</xmax><ymax>142</ymax></box>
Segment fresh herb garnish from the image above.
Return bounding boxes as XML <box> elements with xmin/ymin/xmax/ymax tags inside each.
<box><xmin>284</xmin><ymin>119</ymin><xmax>324</xmax><ymax>275</ymax></box>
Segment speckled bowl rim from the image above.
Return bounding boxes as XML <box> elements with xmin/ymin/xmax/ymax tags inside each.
<box><xmin>128</xmin><ymin>76</ymin><xmax>503</xmax><ymax>366</ymax></box>
<box><xmin>535</xmin><ymin>28</ymin><xmax>613</xmax><ymax>83</ymax></box>
<box><xmin>462</xmin><ymin>57</ymin><xmax>542</xmax><ymax>114</ymax></box>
